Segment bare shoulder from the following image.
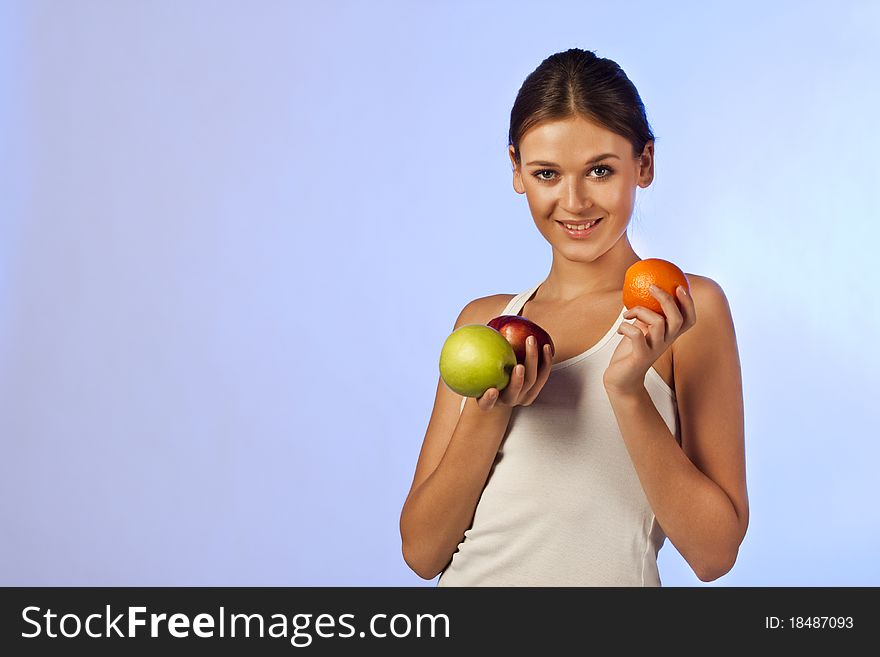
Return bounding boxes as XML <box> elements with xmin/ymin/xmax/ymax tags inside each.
<box><xmin>685</xmin><ymin>272</ymin><xmax>727</xmax><ymax>301</ymax></box>
<box><xmin>674</xmin><ymin>273</ymin><xmax>735</xmax><ymax>356</ymax></box>
<box><xmin>455</xmin><ymin>293</ymin><xmax>517</xmax><ymax>328</ymax></box>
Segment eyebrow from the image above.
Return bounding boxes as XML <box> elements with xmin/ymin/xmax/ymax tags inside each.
<box><xmin>525</xmin><ymin>153</ymin><xmax>621</xmax><ymax>166</ymax></box>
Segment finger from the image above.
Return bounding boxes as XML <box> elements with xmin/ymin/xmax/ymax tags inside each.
<box><xmin>617</xmin><ymin>321</ymin><xmax>651</xmax><ymax>357</ymax></box>
<box><xmin>498</xmin><ymin>364</ymin><xmax>525</xmax><ymax>405</ymax></box>
<box><xmin>650</xmin><ymin>285</ymin><xmax>684</xmax><ymax>337</ymax></box>
<box><xmin>676</xmin><ymin>284</ymin><xmax>696</xmax><ymax>330</ymax></box>
<box><xmin>623</xmin><ymin>305</ymin><xmax>663</xmax><ymax>327</ymax></box>
<box><xmin>521</xmin><ymin>343</ymin><xmax>554</xmax><ymax>405</ymax></box>
<box><xmin>538</xmin><ymin>343</ymin><xmax>554</xmax><ymax>382</ymax></box>
<box><xmin>623</xmin><ymin>306</ymin><xmax>666</xmax><ymax>348</ymax></box>
<box><xmin>523</xmin><ymin>337</ymin><xmax>538</xmax><ymax>391</ymax></box>
<box><xmin>477</xmin><ymin>388</ymin><xmax>497</xmax><ymax>411</ymax></box>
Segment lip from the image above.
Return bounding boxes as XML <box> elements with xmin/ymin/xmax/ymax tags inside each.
<box><xmin>557</xmin><ymin>218</ymin><xmax>602</xmax><ymax>238</ymax></box>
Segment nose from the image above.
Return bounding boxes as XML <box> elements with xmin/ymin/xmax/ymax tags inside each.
<box><xmin>560</xmin><ymin>176</ymin><xmax>593</xmax><ymax>215</ymax></box>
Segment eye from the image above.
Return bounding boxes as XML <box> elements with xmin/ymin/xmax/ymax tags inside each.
<box><xmin>531</xmin><ymin>165</ymin><xmax>614</xmax><ymax>183</ymax></box>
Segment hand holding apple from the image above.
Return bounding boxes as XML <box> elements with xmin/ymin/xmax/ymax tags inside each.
<box><xmin>438</xmin><ymin>318</ymin><xmax>555</xmax><ymax>411</ymax></box>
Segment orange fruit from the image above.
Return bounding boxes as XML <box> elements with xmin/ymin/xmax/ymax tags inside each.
<box><xmin>623</xmin><ymin>258</ymin><xmax>690</xmax><ymax>316</ymax></box>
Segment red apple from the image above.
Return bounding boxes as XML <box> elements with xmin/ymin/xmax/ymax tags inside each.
<box><xmin>486</xmin><ymin>315</ymin><xmax>555</xmax><ymax>366</ymax></box>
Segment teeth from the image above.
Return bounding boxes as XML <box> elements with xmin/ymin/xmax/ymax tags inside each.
<box><xmin>563</xmin><ymin>219</ymin><xmax>599</xmax><ymax>230</ymax></box>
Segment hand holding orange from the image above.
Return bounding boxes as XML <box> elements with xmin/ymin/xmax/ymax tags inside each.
<box><xmin>623</xmin><ymin>258</ymin><xmax>690</xmax><ymax>316</ymax></box>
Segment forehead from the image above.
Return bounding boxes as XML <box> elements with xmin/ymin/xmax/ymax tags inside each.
<box><xmin>519</xmin><ymin>116</ymin><xmax>628</xmax><ymax>162</ymax></box>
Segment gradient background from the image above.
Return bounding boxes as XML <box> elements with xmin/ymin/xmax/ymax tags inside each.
<box><xmin>2</xmin><ymin>0</ymin><xmax>878</xmax><ymax>586</ymax></box>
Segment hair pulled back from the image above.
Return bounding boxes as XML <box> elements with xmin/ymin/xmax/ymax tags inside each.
<box><xmin>509</xmin><ymin>48</ymin><xmax>655</xmax><ymax>165</ymax></box>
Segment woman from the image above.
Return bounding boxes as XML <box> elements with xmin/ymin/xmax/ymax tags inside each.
<box><xmin>399</xmin><ymin>48</ymin><xmax>748</xmax><ymax>586</ymax></box>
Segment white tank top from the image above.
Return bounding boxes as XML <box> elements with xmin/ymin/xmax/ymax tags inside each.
<box><xmin>437</xmin><ymin>281</ymin><xmax>681</xmax><ymax>586</ymax></box>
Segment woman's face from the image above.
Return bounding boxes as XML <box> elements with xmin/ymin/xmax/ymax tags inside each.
<box><xmin>509</xmin><ymin>115</ymin><xmax>653</xmax><ymax>261</ymax></box>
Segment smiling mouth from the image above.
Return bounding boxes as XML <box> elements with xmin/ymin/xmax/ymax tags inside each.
<box><xmin>557</xmin><ymin>218</ymin><xmax>603</xmax><ymax>231</ymax></box>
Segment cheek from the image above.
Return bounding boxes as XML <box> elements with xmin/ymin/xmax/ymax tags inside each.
<box><xmin>524</xmin><ymin>184</ymin><xmax>555</xmax><ymax>210</ymax></box>
<box><xmin>524</xmin><ymin>193</ymin><xmax>544</xmax><ymax>215</ymax></box>
<box><xmin>607</xmin><ymin>186</ymin><xmax>630</xmax><ymax>206</ymax></box>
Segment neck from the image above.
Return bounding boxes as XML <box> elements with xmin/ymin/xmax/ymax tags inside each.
<box><xmin>539</xmin><ymin>235</ymin><xmax>640</xmax><ymax>302</ymax></box>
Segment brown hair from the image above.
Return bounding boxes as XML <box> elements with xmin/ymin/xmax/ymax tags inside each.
<box><xmin>508</xmin><ymin>48</ymin><xmax>655</xmax><ymax>165</ymax></box>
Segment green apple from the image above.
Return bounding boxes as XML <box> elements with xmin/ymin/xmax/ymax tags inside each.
<box><xmin>439</xmin><ymin>324</ymin><xmax>517</xmax><ymax>397</ymax></box>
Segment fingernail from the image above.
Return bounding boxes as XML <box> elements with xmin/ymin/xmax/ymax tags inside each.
<box><xmin>528</xmin><ymin>336</ymin><xmax>535</xmax><ymax>346</ymax></box>
<box><xmin>679</xmin><ymin>286</ymin><xmax>688</xmax><ymax>297</ymax></box>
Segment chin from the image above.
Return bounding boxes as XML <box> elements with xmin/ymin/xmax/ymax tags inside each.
<box><xmin>551</xmin><ymin>239</ymin><xmax>598</xmax><ymax>258</ymax></box>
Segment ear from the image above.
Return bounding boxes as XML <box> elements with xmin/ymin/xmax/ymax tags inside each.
<box><xmin>509</xmin><ymin>145</ymin><xmax>525</xmax><ymax>194</ymax></box>
<box><xmin>637</xmin><ymin>140</ymin><xmax>654</xmax><ymax>188</ymax></box>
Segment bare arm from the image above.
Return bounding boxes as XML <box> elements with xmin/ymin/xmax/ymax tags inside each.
<box><xmin>605</xmin><ymin>275</ymin><xmax>748</xmax><ymax>582</ymax></box>
<box><xmin>400</xmin><ymin>399</ymin><xmax>513</xmax><ymax>579</ymax></box>
<box><xmin>400</xmin><ymin>296</ymin><xmax>553</xmax><ymax>579</ymax></box>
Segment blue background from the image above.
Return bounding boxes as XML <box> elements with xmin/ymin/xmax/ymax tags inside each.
<box><xmin>2</xmin><ymin>0</ymin><xmax>878</xmax><ymax>586</ymax></box>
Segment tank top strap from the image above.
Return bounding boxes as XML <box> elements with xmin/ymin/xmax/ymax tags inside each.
<box><xmin>503</xmin><ymin>281</ymin><xmax>543</xmax><ymax>316</ymax></box>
